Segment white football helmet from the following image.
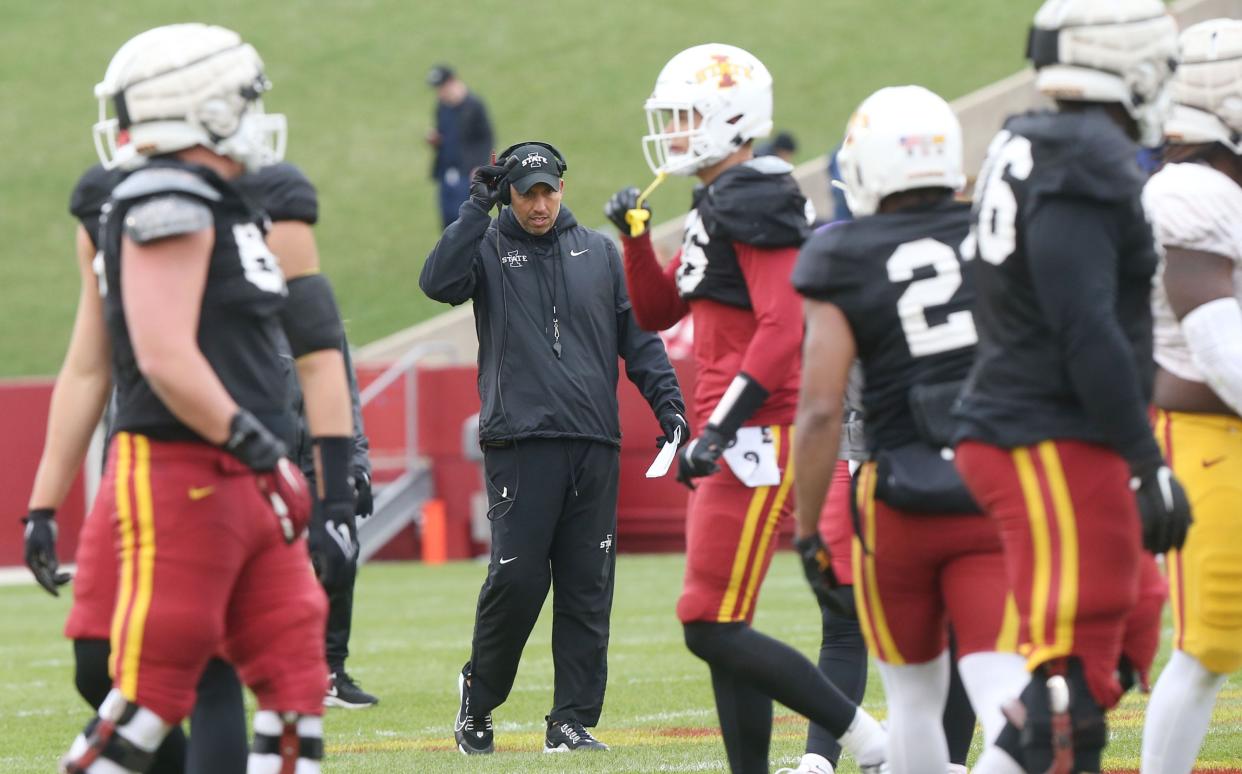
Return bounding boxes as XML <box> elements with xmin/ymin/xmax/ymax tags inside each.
<box><xmin>1028</xmin><ymin>0</ymin><xmax>1179</xmax><ymax>147</ymax></box>
<box><xmin>835</xmin><ymin>86</ymin><xmax>965</xmax><ymax>218</ymax></box>
<box><xmin>642</xmin><ymin>44</ymin><xmax>773</xmax><ymax>177</ymax></box>
<box><xmin>1164</xmin><ymin>19</ymin><xmax>1242</xmax><ymax>152</ymax></box>
<box><xmin>93</xmin><ymin>23</ymin><xmax>286</xmax><ymax>171</ymax></box>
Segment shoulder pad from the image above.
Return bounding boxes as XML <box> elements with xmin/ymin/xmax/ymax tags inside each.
<box><xmin>235</xmin><ymin>162</ymin><xmax>318</xmax><ymax>224</ymax></box>
<box><xmin>791</xmin><ymin>222</ymin><xmax>853</xmax><ymax>300</ymax></box>
<box><xmin>1144</xmin><ymin>162</ymin><xmax>1242</xmax><ymax>259</ymax></box>
<box><xmin>703</xmin><ymin>161</ymin><xmax>810</xmax><ymax>247</ymax></box>
<box><xmin>68</xmin><ymin>164</ymin><xmax>123</xmax><ymax>221</ymax></box>
<box><xmin>112</xmin><ymin>166</ymin><xmax>222</xmax><ymax>205</ymax></box>
<box><xmin>1006</xmin><ymin>110</ymin><xmax>1144</xmax><ymax>204</ymax></box>
<box><xmin>123</xmin><ymin>195</ymin><xmax>214</xmax><ymax>245</ymax></box>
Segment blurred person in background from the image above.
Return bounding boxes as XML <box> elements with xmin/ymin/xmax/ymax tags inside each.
<box><xmin>426</xmin><ymin>64</ymin><xmax>494</xmax><ymax>228</ymax></box>
<box><xmin>756</xmin><ymin>130</ymin><xmax>797</xmax><ymax>163</ymax></box>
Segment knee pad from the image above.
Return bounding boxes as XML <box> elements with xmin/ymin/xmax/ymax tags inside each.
<box><xmin>61</xmin><ymin>690</ymin><xmax>171</xmax><ymax>774</ymax></box>
<box><xmin>248</xmin><ymin>710</ymin><xmax>323</xmax><ymax>774</ymax></box>
<box><xmin>1003</xmin><ymin>659</ymin><xmax>1106</xmax><ymax>773</ymax></box>
<box><xmin>72</xmin><ymin>639</ymin><xmax>112</xmax><ymax>710</ymax></box>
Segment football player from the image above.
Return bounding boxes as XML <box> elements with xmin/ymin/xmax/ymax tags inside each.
<box><xmin>52</xmin><ymin>24</ymin><xmax>352</xmax><ymax>773</ymax></box>
<box><xmin>792</xmin><ymin>85</ymin><xmax>1027</xmax><ymax>774</ymax></box>
<box><xmin>606</xmin><ymin>43</ymin><xmax>888</xmax><ymax>774</ymax></box>
<box><xmin>952</xmin><ymin>2</ymin><xmax>1188</xmax><ymax>772</ymax></box>
<box><xmin>1140</xmin><ymin>19</ymin><xmax>1242</xmax><ymax>774</ymax></box>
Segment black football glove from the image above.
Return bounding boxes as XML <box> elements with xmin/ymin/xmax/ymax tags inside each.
<box><xmin>604</xmin><ymin>186</ymin><xmax>651</xmax><ymax>236</ymax></box>
<box><xmin>354</xmin><ymin>469</ymin><xmax>374</xmax><ymax>519</ymax></box>
<box><xmin>794</xmin><ymin>533</ymin><xmax>856</xmax><ymax>619</ymax></box>
<box><xmin>223</xmin><ymin>409</ymin><xmax>286</xmax><ymax>472</ymax></box>
<box><xmin>23</xmin><ymin>508</ymin><xmax>71</xmax><ymax>597</ymax></box>
<box><xmin>309</xmin><ymin>499</ymin><xmax>358</xmax><ymax>592</ymax></box>
<box><xmin>468</xmin><ymin>157</ymin><xmax>518</xmax><ymax>211</ymax></box>
<box><xmin>657</xmin><ymin>409</ymin><xmax>689</xmax><ymax>449</ymax></box>
<box><xmin>677</xmin><ymin>426</ymin><xmax>730</xmax><ymax>489</ymax></box>
<box><xmin>1131</xmin><ymin>465</ymin><xmax>1192</xmax><ymax>554</ymax></box>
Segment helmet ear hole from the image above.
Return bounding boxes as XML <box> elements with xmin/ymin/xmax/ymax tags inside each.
<box><xmin>196</xmin><ymin>97</ymin><xmax>241</xmax><ymax>139</ymax></box>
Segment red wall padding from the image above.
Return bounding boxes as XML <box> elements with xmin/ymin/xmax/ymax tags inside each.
<box><xmin>0</xmin><ymin>379</ymin><xmax>88</xmax><ymax>567</ymax></box>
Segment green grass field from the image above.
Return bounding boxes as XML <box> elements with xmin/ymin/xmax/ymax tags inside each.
<box><xmin>3</xmin><ymin>553</ymin><xmax>1241</xmax><ymax>772</ymax></box>
<box><xmin>0</xmin><ymin>1</ymin><xmax>1044</xmax><ymax>376</ymax></box>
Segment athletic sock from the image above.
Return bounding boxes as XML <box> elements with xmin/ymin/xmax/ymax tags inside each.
<box><xmin>1141</xmin><ymin>650</ymin><xmax>1227</xmax><ymax>774</ymax></box>
<box><xmin>877</xmin><ymin>654</ymin><xmax>951</xmax><ymax>774</ymax></box>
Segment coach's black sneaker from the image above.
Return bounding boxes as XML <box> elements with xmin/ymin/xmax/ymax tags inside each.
<box><xmin>544</xmin><ymin>719</ymin><xmax>609</xmax><ymax>752</ymax></box>
<box><xmin>325</xmin><ymin>670</ymin><xmax>378</xmax><ymax>709</ymax></box>
<box><xmin>455</xmin><ymin>665</ymin><xmax>494</xmax><ymax>755</ymax></box>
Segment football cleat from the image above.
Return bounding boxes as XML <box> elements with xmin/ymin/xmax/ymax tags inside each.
<box><xmin>324</xmin><ymin>670</ymin><xmax>378</xmax><ymax>709</ymax></box>
<box><xmin>543</xmin><ymin>719</ymin><xmax>609</xmax><ymax>752</ymax></box>
<box><xmin>454</xmin><ymin>665</ymin><xmax>493</xmax><ymax>755</ymax></box>
<box><xmin>775</xmin><ymin>752</ymin><xmax>836</xmax><ymax>773</ymax></box>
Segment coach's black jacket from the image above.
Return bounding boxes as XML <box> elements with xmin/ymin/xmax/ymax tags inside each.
<box><xmin>420</xmin><ymin>199</ymin><xmax>684</xmax><ymax>447</ymax></box>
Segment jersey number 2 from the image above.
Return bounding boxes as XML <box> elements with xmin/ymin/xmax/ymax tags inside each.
<box><xmin>887</xmin><ymin>238</ymin><xmax>977</xmax><ymax>357</ymax></box>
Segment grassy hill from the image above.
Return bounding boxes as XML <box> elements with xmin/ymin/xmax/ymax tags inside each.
<box><xmin>1</xmin><ymin>0</ymin><xmax>1041</xmax><ymax>376</ymax></box>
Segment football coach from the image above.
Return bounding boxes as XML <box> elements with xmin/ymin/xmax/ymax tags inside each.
<box><xmin>419</xmin><ymin>141</ymin><xmax>686</xmax><ymax>755</ymax></box>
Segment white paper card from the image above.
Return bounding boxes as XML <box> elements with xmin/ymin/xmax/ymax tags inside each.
<box><xmin>645</xmin><ymin>426</ymin><xmax>681</xmax><ymax>478</ymax></box>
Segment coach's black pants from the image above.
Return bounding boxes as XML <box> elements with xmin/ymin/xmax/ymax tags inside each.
<box><xmin>467</xmin><ymin>438</ymin><xmax>619</xmax><ymax>726</ymax></box>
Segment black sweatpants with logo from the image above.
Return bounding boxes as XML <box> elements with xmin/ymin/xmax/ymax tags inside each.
<box><xmin>467</xmin><ymin>438</ymin><xmax>619</xmax><ymax>726</ymax></box>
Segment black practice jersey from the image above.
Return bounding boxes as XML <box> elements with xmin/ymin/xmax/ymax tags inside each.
<box><xmin>793</xmin><ymin>200</ymin><xmax>975</xmax><ymax>452</ymax></box>
<box><xmin>234</xmin><ymin>162</ymin><xmax>319</xmax><ymax>225</ymax></box>
<box><xmin>69</xmin><ymin>164</ymin><xmax>124</xmax><ymax>249</ymax></box>
<box><xmin>99</xmin><ymin>160</ymin><xmax>290</xmax><ymax>442</ymax></box>
<box><xmin>955</xmin><ymin>109</ymin><xmax>1160</xmax><ymax>463</ymax></box>
<box><xmin>675</xmin><ymin>156</ymin><xmax>811</xmax><ymax>308</ymax></box>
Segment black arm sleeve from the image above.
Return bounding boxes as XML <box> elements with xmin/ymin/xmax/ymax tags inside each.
<box><xmin>342</xmin><ymin>339</ymin><xmax>371</xmax><ymax>477</ymax></box>
<box><xmin>609</xmin><ymin>240</ymin><xmax>684</xmax><ymax>414</ymax></box>
<box><xmin>1026</xmin><ymin>197</ymin><xmax>1164</xmax><ymax>474</ymax></box>
<box><xmin>418</xmin><ymin>200</ymin><xmax>491</xmax><ymax>305</ymax></box>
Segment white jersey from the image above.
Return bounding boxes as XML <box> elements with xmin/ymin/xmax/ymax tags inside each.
<box><xmin>1143</xmin><ymin>162</ymin><xmax>1242</xmax><ymax>383</ymax></box>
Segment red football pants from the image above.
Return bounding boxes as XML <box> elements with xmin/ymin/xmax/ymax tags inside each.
<box><xmin>65</xmin><ymin>480</ymin><xmax>117</xmax><ymax>641</ymax></box>
<box><xmin>818</xmin><ymin>460</ymin><xmax>855</xmax><ymax>585</ymax></box>
<box><xmin>956</xmin><ymin>439</ymin><xmax>1142</xmax><ymax>708</ymax></box>
<box><xmin>102</xmin><ymin>433</ymin><xmax>328</xmax><ymax>723</ymax></box>
<box><xmin>851</xmin><ymin>461</ymin><xmax>1012</xmax><ymax>664</ymax></box>
<box><xmin>678</xmin><ymin>425</ymin><xmax>794</xmax><ymax>624</ymax></box>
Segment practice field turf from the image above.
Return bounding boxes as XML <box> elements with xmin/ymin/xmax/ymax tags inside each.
<box><xmin>3</xmin><ymin>553</ymin><xmax>1241</xmax><ymax>772</ymax></box>
<box><xmin>0</xmin><ymin>1</ymin><xmax>1045</xmax><ymax>376</ymax></box>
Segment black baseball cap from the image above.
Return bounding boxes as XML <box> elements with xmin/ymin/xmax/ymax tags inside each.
<box><xmin>504</xmin><ymin>144</ymin><xmax>564</xmax><ymax>193</ymax></box>
<box><xmin>426</xmin><ymin>64</ymin><xmax>454</xmax><ymax>87</ymax></box>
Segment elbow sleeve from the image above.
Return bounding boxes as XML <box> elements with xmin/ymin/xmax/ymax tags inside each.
<box><xmin>281</xmin><ymin>274</ymin><xmax>345</xmax><ymax>358</ymax></box>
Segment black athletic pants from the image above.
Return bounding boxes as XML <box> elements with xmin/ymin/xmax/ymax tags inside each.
<box><xmin>325</xmin><ymin>513</ymin><xmax>359</xmax><ymax>672</ymax></box>
<box><xmin>467</xmin><ymin>438</ymin><xmax>619</xmax><ymax>726</ymax></box>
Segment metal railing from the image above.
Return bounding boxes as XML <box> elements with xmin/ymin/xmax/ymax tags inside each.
<box><xmin>356</xmin><ymin>340</ymin><xmax>458</xmax><ymax>560</ymax></box>
<box><xmin>359</xmin><ymin>340</ymin><xmax>457</xmax><ymax>467</ymax></box>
